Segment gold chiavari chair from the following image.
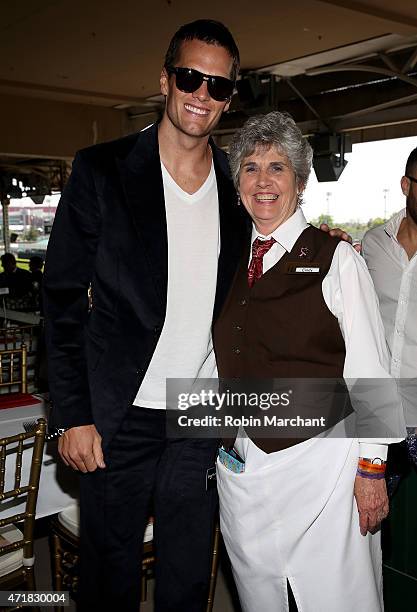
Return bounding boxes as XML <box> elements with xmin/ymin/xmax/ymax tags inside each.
<box><xmin>0</xmin><ymin>325</ymin><xmax>41</xmax><ymax>395</ymax></box>
<box><xmin>0</xmin><ymin>345</ymin><xmax>27</xmax><ymax>395</ymax></box>
<box><xmin>0</xmin><ymin>326</ymin><xmax>38</xmax><ymax>357</ymax></box>
<box><xmin>49</xmin><ymin>504</ymin><xmax>221</xmax><ymax>612</ymax></box>
<box><xmin>49</xmin><ymin>506</ymin><xmax>155</xmax><ymax>612</ymax></box>
<box><xmin>0</xmin><ymin>418</ymin><xmax>46</xmax><ymax>612</ymax></box>
<box><xmin>206</xmin><ymin>521</ymin><xmax>221</xmax><ymax>612</ymax></box>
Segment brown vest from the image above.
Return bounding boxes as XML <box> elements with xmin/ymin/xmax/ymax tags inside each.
<box><xmin>213</xmin><ymin>225</ymin><xmax>351</xmax><ymax>453</ymax></box>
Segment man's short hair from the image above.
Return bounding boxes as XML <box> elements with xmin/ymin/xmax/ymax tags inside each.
<box><xmin>164</xmin><ymin>19</ymin><xmax>240</xmax><ymax>82</ymax></box>
<box><xmin>1</xmin><ymin>253</ymin><xmax>16</xmax><ymax>266</ymax></box>
<box><xmin>405</xmin><ymin>146</ymin><xmax>417</xmax><ymax>177</ymax></box>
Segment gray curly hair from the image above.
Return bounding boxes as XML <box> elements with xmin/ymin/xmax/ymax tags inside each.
<box><xmin>228</xmin><ymin>111</ymin><xmax>313</xmax><ymax>192</ymax></box>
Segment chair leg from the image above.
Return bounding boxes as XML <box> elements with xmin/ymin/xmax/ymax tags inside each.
<box><xmin>25</xmin><ymin>566</ymin><xmax>41</xmax><ymax>612</ymax></box>
<box><xmin>25</xmin><ymin>565</ymin><xmax>36</xmax><ymax>590</ymax></box>
<box><xmin>141</xmin><ymin>554</ymin><xmax>155</xmax><ymax>603</ymax></box>
<box><xmin>49</xmin><ymin>532</ymin><xmax>65</xmax><ymax>612</ymax></box>
<box><xmin>206</xmin><ymin>522</ymin><xmax>221</xmax><ymax>612</ymax></box>
<box><xmin>141</xmin><ymin>569</ymin><xmax>148</xmax><ymax>603</ymax></box>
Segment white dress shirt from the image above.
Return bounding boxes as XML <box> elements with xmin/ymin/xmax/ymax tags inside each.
<box><xmin>250</xmin><ymin>207</ymin><xmax>405</xmax><ymax>459</ymax></box>
<box><xmin>362</xmin><ymin>208</ymin><xmax>417</xmax><ymax>426</ymax></box>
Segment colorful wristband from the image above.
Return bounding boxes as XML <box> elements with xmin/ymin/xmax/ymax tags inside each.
<box><xmin>357</xmin><ymin>457</ymin><xmax>386</xmax><ymax>480</ymax></box>
<box><xmin>356</xmin><ymin>468</ymin><xmax>385</xmax><ymax>480</ymax></box>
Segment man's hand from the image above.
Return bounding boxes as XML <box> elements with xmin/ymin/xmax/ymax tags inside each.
<box><xmin>320</xmin><ymin>222</ymin><xmax>362</xmax><ymax>253</ymax></box>
<box><xmin>319</xmin><ymin>222</ymin><xmax>352</xmax><ymax>243</ymax></box>
<box><xmin>354</xmin><ymin>475</ymin><xmax>389</xmax><ymax>536</ymax></box>
<box><xmin>58</xmin><ymin>424</ymin><xmax>106</xmax><ymax>473</ymax></box>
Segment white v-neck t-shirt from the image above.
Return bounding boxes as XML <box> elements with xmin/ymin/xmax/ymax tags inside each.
<box><xmin>134</xmin><ymin>161</ymin><xmax>219</xmax><ymax>409</ymax></box>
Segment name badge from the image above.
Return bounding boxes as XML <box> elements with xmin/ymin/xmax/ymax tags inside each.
<box><xmin>286</xmin><ymin>262</ymin><xmax>321</xmax><ymax>274</ymax></box>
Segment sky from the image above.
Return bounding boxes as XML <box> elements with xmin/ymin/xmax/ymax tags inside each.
<box><xmin>303</xmin><ymin>134</ymin><xmax>417</xmax><ymax>223</ymax></box>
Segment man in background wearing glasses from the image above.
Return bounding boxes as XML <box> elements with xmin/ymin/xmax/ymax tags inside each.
<box><xmin>44</xmin><ymin>19</ymin><xmax>245</xmax><ymax>612</ymax></box>
<box><xmin>362</xmin><ymin>147</ymin><xmax>417</xmax><ymax>483</ymax></box>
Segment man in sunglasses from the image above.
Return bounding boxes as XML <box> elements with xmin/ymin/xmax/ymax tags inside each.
<box><xmin>44</xmin><ymin>19</ymin><xmax>245</xmax><ymax>612</ymax></box>
<box><xmin>362</xmin><ymin>147</ymin><xmax>417</xmax><ymax>485</ymax></box>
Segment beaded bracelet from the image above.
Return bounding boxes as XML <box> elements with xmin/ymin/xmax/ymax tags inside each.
<box><xmin>46</xmin><ymin>428</ymin><xmax>68</xmax><ymax>441</ymax></box>
<box><xmin>357</xmin><ymin>457</ymin><xmax>386</xmax><ymax>480</ymax></box>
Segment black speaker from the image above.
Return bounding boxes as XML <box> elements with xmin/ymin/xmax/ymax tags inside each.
<box><xmin>313</xmin><ymin>155</ymin><xmax>348</xmax><ymax>182</ymax></box>
<box><xmin>311</xmin><ymin>133</ymin><xmax>352</xmax><ymax>182</ymax></box>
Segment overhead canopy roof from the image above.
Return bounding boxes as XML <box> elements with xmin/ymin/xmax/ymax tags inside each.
<box><xmin>2</xmin><ymin>0</ymin><xmax>417</xmax><ymax>103</ymax></box>
<box><xmin>2</xmin><ymin>0</ymin><xmax>417</xmax><ymax>165</ymax></box>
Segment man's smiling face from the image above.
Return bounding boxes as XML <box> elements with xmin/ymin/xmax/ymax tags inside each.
<box><xmin>160</xmin><ymin>39</ymin><xmax>233</xmax><ymax>139</ymax></box>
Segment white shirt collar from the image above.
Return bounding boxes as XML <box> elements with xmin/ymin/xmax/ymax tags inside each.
<box><xmin>250</xmin><ymin>207</ymin><xmax>309</xmax><ymax>252</ymax></box>
<box><xmin>384</xmin><ymin>208</ymin><xmax>406</xmax><ymax>239</ymax></box>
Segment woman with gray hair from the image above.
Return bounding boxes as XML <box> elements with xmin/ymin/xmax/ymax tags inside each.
<box><xmin>213</xmin><ymin>111</ymin><xmax>403</xmax><ymax>611</ymax></box>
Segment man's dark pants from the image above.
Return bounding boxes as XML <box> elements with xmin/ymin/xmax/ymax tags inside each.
<box><xmin>77</xmin><ymin>406</ymin><xmax>219</xmax><ymax>612</ymax></box>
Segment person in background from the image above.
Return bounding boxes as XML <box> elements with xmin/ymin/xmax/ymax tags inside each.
<box><xmin>0</xmin><ymin>252</ymin><xmax>32</xmax><ymax>299</ymax></box>
<box><xmin>214</xmin><ymin>111</ymin><xmax>405</xmax><ymax>612</ymax></box>
<box><xmin>362</xmin><ymin>147</ymin><xmax>417</xmax><ymax>483</ymax></box>
<box><xmin>29</xmin><ymin>255</ymin><xmax>44</xmax><ymax>312</ymax></box>
<box><xmin>29</xmin><ymin>255</ymin><xmax>44</xmax><ymax>285</ymax></box>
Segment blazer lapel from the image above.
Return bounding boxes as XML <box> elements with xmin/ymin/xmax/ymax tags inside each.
<box><xmin>116</xmin><ymin>129</ymin><xmax>249</xmax><ymax>319</ymax></box>
<box><xmin>212</xmin><ymin>144</ymin><xmax>250</xmax><ymax>321</ymax></box>
<box><xmin>116</xmin><ymin>124</ymin><xmax>168</xmax><ymax>306</ymax></box>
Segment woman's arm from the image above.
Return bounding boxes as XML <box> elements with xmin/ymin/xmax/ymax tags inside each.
<box><xmin>322</xmin><ymin>241</ymin><xmax>406</xmax><ymax>534</ymax></box>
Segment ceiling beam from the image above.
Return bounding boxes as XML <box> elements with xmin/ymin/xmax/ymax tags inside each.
<box><xmin>378</xmin><ymin>52</ymin><xmax>399</xmax><ymax>73</ymax></box>
<box><xmin>333</xmin><ymin>93</ymin><xmax>417</xmax><ymax>118</ymax></box>
<box><xmin>282</xmin><ymin>77</ymin><xmax>332</xmax><ymax>130</ymax></box>
<box><xmin>294</xmin><ymin>104</ymin><xmax>417</xmax><ymax>135</ymax></box>
<box><xmin>307</xmin><ymin>63</ymin><xmax>417</xmax><ymax>90</ymax></box>
<box><xmin>332</xmin><ymin>104</ymin><xmax>417</xmax><ymax>132</ymax></box>
<box><xmin>318</xmin><ymin>1</ymin><xmax>417</xmax><ymax>30</ymax></box>
<box><xmin>213</xmin><ymin>104</ymin><xmax>417</xmax><ymax>149</ymax></box>
<box><xmin>0</xmin><ymin>79</ymin><xmax>149</xmax><ymax>108</ymax></box>
<box><xmin>402</xmin><ymin>47</ymin><xmax>417</xmax><ymax>73</ymax></box>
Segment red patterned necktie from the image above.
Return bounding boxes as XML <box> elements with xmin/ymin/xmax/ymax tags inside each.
<box><xmin>247</xmin><ymin>237</ymin><xmax>276</xmax><ymax>288</ymax></box>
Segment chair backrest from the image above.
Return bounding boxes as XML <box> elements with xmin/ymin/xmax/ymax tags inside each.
<box><xmin>0</xmin><ymin>344</ymin><xmax>27</xmax><ymax>394</ymax></box>
<box><xmin>0</xmin><ymin>419</ymin><xmax>46</xmax><ymax>564</ymax></box>
<box><xmin>0</xmin><ymin>325</ymin><xmax>41</xmax><ymax>394</ymax></box>
<box><xmin>0</xmin><ymin>325</ymin><xmax>38</xmax><ymax>355</ymax></box>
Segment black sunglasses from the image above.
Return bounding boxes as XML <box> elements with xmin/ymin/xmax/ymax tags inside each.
<box><xmin>167</xmin><ymin>66</ymin><xmax>234</xmax><ymax>102</ymax></box>
<box><xmin>406</xmin><ymin>175</ymin><xmax>417</xmax><ymax>184</ymax></box>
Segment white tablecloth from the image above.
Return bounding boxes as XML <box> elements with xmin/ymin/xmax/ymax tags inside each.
<box><xmin>0</xmin><ymin>398</ymin><xmax>79</xmax><ymax>520</ymax></box>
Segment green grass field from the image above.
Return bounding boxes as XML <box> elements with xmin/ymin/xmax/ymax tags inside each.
<box><xmin>16</xmin><ymin>259</ymin><xmax>30</xmax><ymax>271</ymax></box>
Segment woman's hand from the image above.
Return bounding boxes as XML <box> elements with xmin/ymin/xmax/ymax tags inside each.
<box><xmin>354</xmin><ymin>475</ymin><xmax>389</xmax><ymax>536</ymax></box>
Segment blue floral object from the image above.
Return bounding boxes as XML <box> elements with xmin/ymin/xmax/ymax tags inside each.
<box><xmin>406</xmin><ymin>429</ymin><xmax>417</xmax><ymax>468</ymax></box>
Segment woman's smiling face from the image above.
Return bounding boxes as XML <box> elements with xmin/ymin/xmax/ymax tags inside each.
<box><xmin>239</xmin><ymin>145</ymin><xmax>300</xmax><ymax>235</ymax></box>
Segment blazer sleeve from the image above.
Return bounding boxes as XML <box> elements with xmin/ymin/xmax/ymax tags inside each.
<box><xmin>43</xmin><ymin>150</ymin><xmax>102</xmax><ymax>429</ymax></box>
